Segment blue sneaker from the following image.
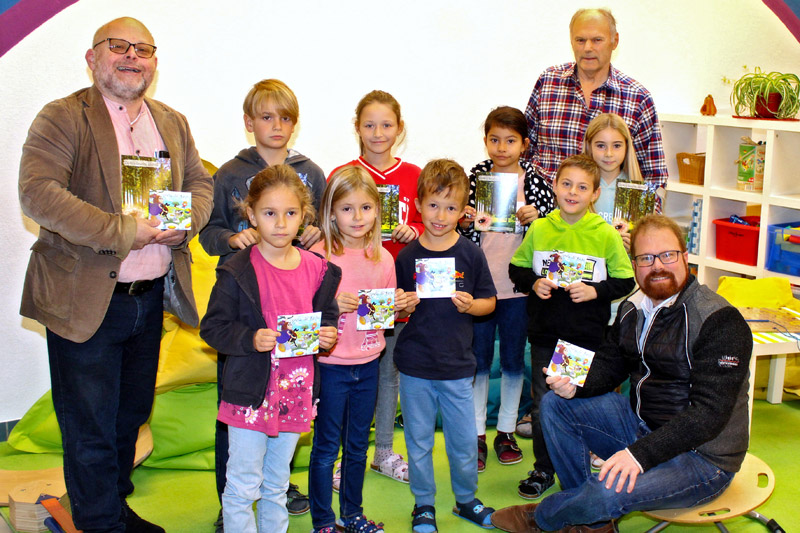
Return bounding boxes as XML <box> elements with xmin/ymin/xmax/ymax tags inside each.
<box><xmin>335</xmin><ymin>514</ymin><xmax>385</xmax><ymax>533</ymax></box>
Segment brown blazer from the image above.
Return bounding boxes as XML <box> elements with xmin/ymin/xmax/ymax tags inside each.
<box><xmin>19</xmin><ymin>86</ymin><xmax>213</xmax><ymax>343</ymax></box>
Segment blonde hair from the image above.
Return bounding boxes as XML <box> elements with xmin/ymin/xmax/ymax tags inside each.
<box><xmin>417</xmin><ymin>159</ymin><xmax>469</xmax><ymax>207</ymax></box>
<box><xmin>241</xmin><ymin>164</ymin><xmax>315</xmax><ymax>226</ymax></box>
<box><xmin>319</xmin><ymin>166</ymin><xmax>382</xmax><ymax>262</ymax></box>
<box><xmin>582</xmin><ymin>113</ymin><xmax>643</xmax><ymax>183</ymax></box>
<box><xmin>354</xmin><ymin>90</ymin><xmax>406</xmax><ymax>155</ymax></box>
<box><xmin>243</xmin><ymin>79</ymin><xmax>299</xmax><ymax>123</ymax></box>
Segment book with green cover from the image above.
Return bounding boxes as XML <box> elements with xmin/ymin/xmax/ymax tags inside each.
<box><xmin>474</xmin><ymin>172</ymin><xmax>517</xmax><ymax>232</ymax></box>
<box><xmin>378</xmin><ymin>184</ymin><xmax>400</xmax><ymax>239</ymax></box>
<box><xmin>612</xmin><ymin>180</ymin><xmax>658</xmax><ymax>227</ymax></box>
<box><xmin>121</xmin><ymin>155</ymin><xmax>171</xmax><ymax>218</ymax></box>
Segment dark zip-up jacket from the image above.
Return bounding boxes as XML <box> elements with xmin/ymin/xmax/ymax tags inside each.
<box><xmin>199</xmin><ymin>245</ymin><xmax>341</xmax><ymax>408</ymax></box>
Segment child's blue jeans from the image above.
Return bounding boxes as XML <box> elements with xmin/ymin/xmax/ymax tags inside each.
<box><xmin>309</xmin><ymin>358</ymin><xmax>379</xmax><ymax>529</ymax></box>
<box><xmin>223</xmin><ymin>427</ymin><xmax>300</xmax><ymax>533</ymax></box>
<box><xmin>399</xmin><ymin>373</ymin><xmax>478</xmax><ymax>506</ymax></box>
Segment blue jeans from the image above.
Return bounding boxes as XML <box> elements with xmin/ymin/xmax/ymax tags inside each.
<box><xmin>46</xmin><ymin>278</ymin><xmax>164</xmax><ymax>533</ymax></box>
<box><xmin>374</xmin><ymin>321</ymin><xmax>405</xmax><ymax>449</ymax></box>
<box><xmin>473</xmin><ymin>297</ymin><xmax>527</xmax><ymax>433</ymax></box>
<box><xmin>399</xmin><ymin>373</ymin><xmax>477</xmax><ymax>506</ymax></box>
<box><xmin>535</xmin><ymin>391</ymin><xmax>735</xmax><ymax>529</ymax></box>
<box><xmin>309</xmin><ymin>359</ymin><xmax>379</xmax><ymax>529</ymax></box>
<box><xmin>223</xmin><ymin>427</ymin><xmax>300</xmax><ymax>533</ymax></box>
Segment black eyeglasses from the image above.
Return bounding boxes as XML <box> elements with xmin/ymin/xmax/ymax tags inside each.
<box><xmin>633</xmin><ymin>250</ymin><xmax>682</xmax><ymax>267</ymax></box>
<box><xmin>93</xmin><ymin>38</ymin><xmax>157</xmax><ymax>59</ymax></box>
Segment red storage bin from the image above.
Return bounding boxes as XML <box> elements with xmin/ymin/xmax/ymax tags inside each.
<box><xmin>712</xmin><ymin>216</ymin><xmax>760</xmax><ymax>266</ymax></box>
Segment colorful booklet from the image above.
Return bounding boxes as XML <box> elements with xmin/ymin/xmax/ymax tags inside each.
<box><xmin>149</xmin><ymin>190</ymin><xmax>192</xmax><ymax>230</ymax></box>
<box><xmin>474</xmin><ymin>172</ymin><xmax>518</xmax><ymax>232</ymax></box>
<box><xmin>415</xmin><ymin>257</ymin><xmax>456</xmax><ymax>298</ymax></box>
<box><xmin>274</xmin><ymin>312</ymin><xmax>322</xmax><ymax>358</ymax></box>
<box><xmin>356</xmin><ymin>288</ymin><xmax>395</xmax><ymax>330</ymax></box>
<box><xmin>378</xmin><ymin>184</ymin><xmax>400</xmax><ymax>239</ymax></box>
<box><xmin>540</xmin><ymin>251</ymin><xmax>597</xmax><ymax>287</ymax></box>
<box><xmin>546</xmin><ymin>339</ymin><xmax>595</xmax><ymax>387</ymax></box>
<box><xmin>121</xmin><ymin>155</ymin><xmax>171</xmax><ymax>218</ymax></box>
<box><xmin>612</xmin><ymin>180</ymin><xmax>659</xmax><ymax>228</ymax></box>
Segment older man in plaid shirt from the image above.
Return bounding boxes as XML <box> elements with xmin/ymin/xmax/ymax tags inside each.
<box><xmin>524</xmin><ymin>8</ymin><xmax>667</xmax><ymax>189</ymax></box>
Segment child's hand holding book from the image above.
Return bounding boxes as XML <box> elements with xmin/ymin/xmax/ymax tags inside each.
<box><xmin>253</xmin><ymin>328</ymin><xmax>277</xmax><ymax>353</ymax></box>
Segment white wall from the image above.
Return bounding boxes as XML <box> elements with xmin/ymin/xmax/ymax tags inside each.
<box><xmin>1</xmin><ymin>0</ymin><xmax>799</xmax><ymax>422</ymax></box>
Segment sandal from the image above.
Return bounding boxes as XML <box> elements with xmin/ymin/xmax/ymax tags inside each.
<box><xmin>452</xmin><ymin>498</ymin><xmax>494</xmax><ymax>529</ymax></box>
<box><xmin>494</xmin><ymin>431</ymin><xmax>523</xmax><ymax>465</ymax></box>
<box><xmin>477</xmin><ymin>435</ymin><xmax>488</xmax><ymax>473</ymax></box>
<box><xmin>370</xmin><ymin>452</ymin><xmax>409</xmax><ymax>483</ymax></box>
<box><xmin>286</xmin><ymin>482</ymin><xmax>310</xmax><ymax>515</ymax></box>
<box><xmin>590</xmin><ymin>452</ymin><xmax>605</xmax><ymax>470</ymax></box>
<box><xmin>515</xmin><ymin>411</ymin><xmax>533</xmax><ymax>439</ymax></box>
<box><xmin>411</xmin><ymin>504</ymin><xmax>437</xmax><ymax>533</ymax></box>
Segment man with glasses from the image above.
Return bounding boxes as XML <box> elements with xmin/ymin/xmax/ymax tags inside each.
<box><xmin>19</xmin><ymin>17</ymin><xmax>212</xmax><ymax>533</ymax></box>
<box><xmin>491</xmin><ymin>215</ymin><xmax>752</xmax><ymax>532</ymax></box>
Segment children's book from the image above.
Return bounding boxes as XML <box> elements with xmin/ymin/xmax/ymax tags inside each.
<box><xmin>149</xmin><ymin>190</ymin><xmax>192</xmax><ymax>230</ymax></box>
<box><xmin>546</xmin><ymin>339</ymin><xmax>595</xmax><ymax>387</ymax></box>
<box><xmin>356</xmin><ymin>288</ymin><xmax>395</xmax><ymax>330</ymax></box>
<box><xmin>539</xmin><ymin>251</ymin><xmax>597</xmax><ymax>287</ymax></box>
<box><xmin>474</xmin><ymin>172</ymin><xmax>518</xmax><ymax>232</ymax></box>
<box><xmin>378</xmin><ymin>184</ymin><xmax>400</xmax><ymax>239</ymax></box>
<box><xmin>274</xmin><ymin>312</ymin><xmax>322</xmax><ymax>358</ymax></box>
<box><xmin>415</xmin><ymin>257</ymin><xmax>456</xmax><ymax>299</ymax></box>
<box><xmin>121</xmin><ymin>154</ymin><xmax>171</xmax><ymax>218</ymax></box>
<box><xmin>612</xmin><ymin>180</ymin><xmax>659</xmax><ymax>228</ymax></box>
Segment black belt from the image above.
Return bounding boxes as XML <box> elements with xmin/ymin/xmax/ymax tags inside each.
<box><xmin>114</xmin><ymin>278</ymin><xmax>159</xmax><ymax>296</ymax></box>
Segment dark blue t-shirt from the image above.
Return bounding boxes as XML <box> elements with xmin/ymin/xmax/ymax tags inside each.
<box><xmin>395</xmin><ymin>236</ymin><xmax>496</xmax><ymax>380</ymax></box>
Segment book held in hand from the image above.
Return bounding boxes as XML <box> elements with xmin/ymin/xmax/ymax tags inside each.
<box><xmin>378</xmin><ymin>184</ymin><xmax>400</xmax><ymax>239</ymax></box>
<box><xmin>415</xmin><ymin>257</ymin><xmax>456</xmax><ymax>298</ymax></box>
<box><xmin>540</xmin><ymin>251</ymin><xmax>597</xmax><ymax>287</ymax></box>
<box><xmin>150</xmin><ymin>190</ymin><xmax>192</xmax><ymax>230</ymax></box>
<box><xmin>474</xmin><ymin>172</ymin><xmax>518</xmax><ymax>232</ymax></box>
<box><xmin>612</xmin><ymin>180</ymin><xmax>659</xmax><ymax>228</ymax></box>
<box><xmin>546</xmin><ymin>339</ymin><xmax>595</xmax><ymax>387</ymax></box>
<box><xmin>356</xmin><ymin>288</ymin><xmax>395</xmax><ymax>330</ymax></box>
<box><xmin>275</xmin><ymin>312</ymin><xmax>322</xmax><ymax>358</ymax></box>
<box><xmin>121</xmin><ymin>154</ymin><xmax>171</xmax><ymax>218</ymax></box>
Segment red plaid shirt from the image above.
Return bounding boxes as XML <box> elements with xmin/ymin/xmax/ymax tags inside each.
<box><xmin>524</xmin><ymin>62</ymin><xmax>667</xmax><ymax>188</ymax></box>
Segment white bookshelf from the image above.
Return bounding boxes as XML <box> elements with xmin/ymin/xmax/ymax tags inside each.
<box><xmin>660</xmin><ymin>113</ymin><xmax>800</xmax><ymax>290</ymax></box>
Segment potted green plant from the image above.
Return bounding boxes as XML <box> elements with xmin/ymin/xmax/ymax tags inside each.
<box><xmin>731</xmin><ymin>68</ymin><xmax>800</xmax><ymax>119</ymax></box>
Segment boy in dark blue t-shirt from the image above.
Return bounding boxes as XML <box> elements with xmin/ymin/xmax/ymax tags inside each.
<box><xmin>394</xmin><ymin>159</ymin><xmax>497</xmax><ymax>532</ymax></box>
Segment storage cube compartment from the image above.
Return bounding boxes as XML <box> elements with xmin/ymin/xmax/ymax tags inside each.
<box><xmin>676</xmin><ymin>152</ymin><xmax>705</xmax><ymax>185</ymax></box>
<box><xmin>712</xmin><ymin>216</ymin><xmax>760</xmax><ymax>266</ymax></box>
<box><xmin>766</xmin><ymin>221</ymin><xmax>800</xmax><ymax>277</ymax></box>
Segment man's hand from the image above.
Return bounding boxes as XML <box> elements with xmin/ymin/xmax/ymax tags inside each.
<box><xmin>598</xmin><ymin>449</ymin><xmax>641</xmax><ymax>493</ymax></box>
<box><xmin>299</xmin><ymin>225</ymin><xmax>322</xmax><ymax>248</ymax></box>
<box><xmin>336</xmin><ymin>292</ymin><xmax>358</xmax><ymax>314</ymax></box>
<box><xmin>545</xmin><ymin>371</ymin><xmax>576</xmax><ymax>399</ymax></box>
<box><xmin>452</xmin><ymin>291</ymin><xmax>473</xmax><ymax>313</ymax></box>
<box><xmin>133</xmin><ymin>217</ymin><xmax>160</xmax><ymax>249</ymax></box>
<box><xmin>154</xmin><ymin>229</ymin><xmax>187</xmax><ymax>247</ymax></box>
<box><xmin>318</xmin><ymin>326</ymin><xmax>338</xmax><ymax>350</ymax></box>
<box><xmin>516</xmin><ymin>204</ymin><xmax>539</xmax><ymax>226</ymax></box>
<box><xmin>391</xmin><ymin>224</ymin><xmax>417</xmax><ymax>244</ymax></box>
<box><xmin>533</xmin><ymin>278</ymin><xmax>557</xmax><ymax>300</ymax></box>
<box><xmin>228</xmin><ymin>228</ymin><xmax>260</xmax><ymax>250</ymax></box>
<box><xmin>565</xmin><ymin>282</ymin><xmax>597</xmax><ymax>303</ymax></box>
<box><xmin>253</xmin><ymin>328</ymin><xmax>277</xmax><ymax>353</ymax></box>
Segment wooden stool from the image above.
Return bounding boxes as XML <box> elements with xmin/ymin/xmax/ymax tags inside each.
<box><xmin>642</xmin><ymin>453</ymin><xmax>784</xmax><ymax>532</ymax></box>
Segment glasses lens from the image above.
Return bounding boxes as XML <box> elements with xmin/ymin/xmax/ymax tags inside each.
<box><xmin>635</xmin><ymin>255</ymin><xmax>654</xmax><ymax>267</ymax></box>
<box><xmin>660</xmin><ymin>251</ymin><xmax>680</xmax><ymax>264</ymax></box>
<box><xmin>133</xmin><ymin>43</ymin><xmax>156</xmax><ymax>58</ymax></box>
<box><xmin>107</xmin><ymin>39</ymin><xmax>130</xmax><ymax>54</ymax></box>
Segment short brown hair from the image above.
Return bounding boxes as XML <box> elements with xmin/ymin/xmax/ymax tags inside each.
<box><xmin>243</xmin><ymin>79</ymin><xmax>299</xmax><ymax>123</ymax></box>
<box><xmin>555</xmin><ymin>153</ymin><xmax>601</xmax><ymax>190</ymax></box>
<box><xmin>417</xmin><ymin>159</ymin><xmax>469</xmax><ymax>207</ymax></box>
<box><xmin>630</xmin><ymin>215</ymin><xmax>687</xmax><ymax>257</ymax></box>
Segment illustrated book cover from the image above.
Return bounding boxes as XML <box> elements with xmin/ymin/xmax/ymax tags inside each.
<box><xmin>546</xmin><ymin>339</ymin><xmax>595</xmax><ymax>387</ymax></box>
<box><xmin>274</xmin><ymin>312</ymin><xmax>322</xmax><ymax>358</ymax></box>
<box><xmin>539</xmin><ymin>251</ymin><xmax>597</xmax><ymax>287</ymax></box>
<box><xmin>474</xmin><ymin>172</ymin><xmax>518</xmax><ymax>232</ymax></box>
<box><xmin>121</xmin><ymin>155</ymin><xmax>171</xmax><ymax>218</ymax></box>
<box><xmin>415</xmin><ymin>257</ymin><xmax>456</xmax><ymax>299</ymax></box>
<box><xmin>356</xmin><ymin>288</ymin><xmax>396</xmax><ymax>330</ymax></box>
<box><xmin>149</xmin><ymin>190</ymin><xmax>192</xmax><ymax>230</ymax></box>
<box><xmin>612</xmin><ymin>180</ymin><xmax>659</xmax><ymax>227</ymax></box>
<box><xmin>378</xmin><ymin>184</ymin><xmax>400</xmax><ymax>239</ymax></box>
